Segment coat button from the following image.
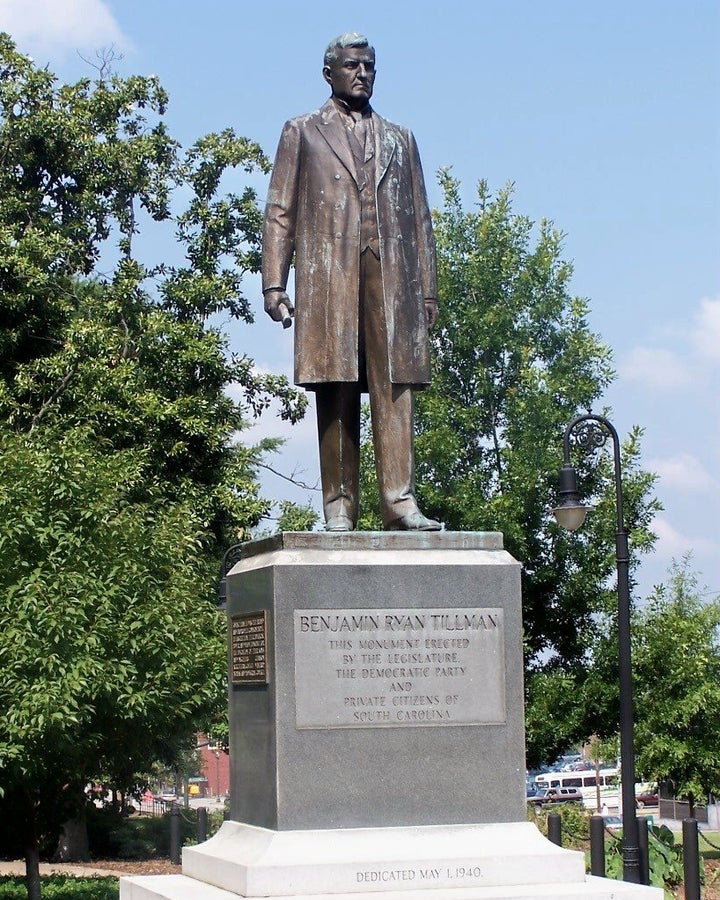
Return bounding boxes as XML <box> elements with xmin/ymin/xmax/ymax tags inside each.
<box><xmin>334</xmin><ymin>173</ymin><xmax>341</xmax><ymax>180</ymax></box>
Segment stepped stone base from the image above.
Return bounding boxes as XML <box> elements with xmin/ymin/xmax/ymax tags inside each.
<box><xmin>119</xmin><ymin>821</ymin><xmax>662</xmax><ymax>900</ymax></box>
<box><xmin>120</xmin><ymin>877</ymin><xmax>662</xmax><ymax>900</ymax></box>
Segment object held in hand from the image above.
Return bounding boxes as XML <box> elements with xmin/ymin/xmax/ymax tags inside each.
<box><xmin>278</xmin><ymin>302</ymin><xmax>292</xmax><ymax>329</ymax></box>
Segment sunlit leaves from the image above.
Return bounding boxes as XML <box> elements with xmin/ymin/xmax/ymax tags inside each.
<box><xmin>399</xmin><ymin>173</ymin><xmax>660</xmax><ymax>764</ymax></box>
<box><xmin>0</xmin><ymin>35</ymin><xmax>305</xmax><ymax>540</ymax></box>
<box><xmin>632</xmin><ymin>559</ymin><xmax>720</xmax><ymax>802</ymax></box>
<box><xmin>0</xmin><ymin>427</ymin><xmax>226</xmax><ymax>850</ymax></box>
<box><xmin>0</xmin><ymin>35</ymin><xmax>305</xmax><ymax>860</ymax></box>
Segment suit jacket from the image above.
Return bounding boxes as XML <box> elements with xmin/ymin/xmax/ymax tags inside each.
<box><xmin>262</xmin><ymin>99</ymin><xmax>437</xmax><ymax>387</ymax></box>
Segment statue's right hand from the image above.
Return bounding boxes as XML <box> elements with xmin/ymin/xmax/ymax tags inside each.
<box><xmin>264</xmin><ymin>290</ymin><xmax>294</xmax><ymax>326</ymax></box>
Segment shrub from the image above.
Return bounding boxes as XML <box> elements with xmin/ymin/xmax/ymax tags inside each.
<box><xmin>0</xmin><ymin>876</ymin><xmax>117</xmax><ymax>899</ymax></box>
<box><xmin>527</xmin><ymin>802</ymin><xmax>591</xmax><ymax>843</ymax></box>
<box><xmin>87</xmin><ymin>806</ymin><xmax>195</xmax><ymax>860</ymax></box>
<box><xmin>605</xmin><ymin>823</ymin><xmax>687</xmax><ymax>895</ymax></box>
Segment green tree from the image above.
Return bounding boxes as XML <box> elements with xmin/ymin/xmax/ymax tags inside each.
<box><xmin>360</xmin><ymin>173</ymin><xmax>660</xmax><ymax>763</ymax></box>
<box><xmin>0</xmin><ymin>35</ymin><xmax>304</xmax><ymax>893</ymax></box>
<box><xmin>0</xmin><ymin>427</ymin><xmax>225</xmax><ymax>894</ymax></box>
<box><xmin>0</xmin><ymin>34</ymin><xmax>305</xmax><ymax>530</ymax></box>
<box><xmin>632</xmin><ymin>559</ymin><xmax>720</xmax><ymax>810</ymax></box>
<box><xmin>275</xmin><ymin>499</ymin><xmax>321</xmax><ymax>533</ymax></box>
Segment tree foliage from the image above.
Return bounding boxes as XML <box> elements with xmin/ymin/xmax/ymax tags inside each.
<box><xmin>0</xmin><ymin>33</ymin><xmax>305</xmax><ymax>531</ymax></box>
<box><xmin>360</xmin><ymin>173</ymin><xmax>660</xmax><ymax>764</ymax></box>
<box><xmin>0</xmin><ymin>34</ymin><xmax>304</xmax><ymax>882</ymax></box>
<box><xmin>632</xmin><ymin>559</ymin><xmax>720</xmax><ymax>804</ymax></box>
<box><xmin>0</xmin><ymin>427</ymin><xmax>224</xmax><ymax>855</ymax></box>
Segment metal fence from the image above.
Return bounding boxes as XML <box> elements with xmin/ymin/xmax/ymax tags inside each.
<box><xmin>659</xmin><ymin>799</ymin><xmax>708</xmax><ymax>823</ymax></box>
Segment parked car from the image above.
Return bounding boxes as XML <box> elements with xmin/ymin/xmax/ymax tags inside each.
<box><xmin>635</xmin><ymin>787</ymin><xmax>659</xmax><ymax>808</ymax></box>
<box><xmin>527</xmin><ymin>787</ymin><xmax>583</xmax><ymax>805</ymax></box>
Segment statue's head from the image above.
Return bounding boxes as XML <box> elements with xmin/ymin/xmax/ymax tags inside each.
<box><xmin>323</xmin><ymin>33</ymin><xmax>376</xmax><ymax>110</ymax></box>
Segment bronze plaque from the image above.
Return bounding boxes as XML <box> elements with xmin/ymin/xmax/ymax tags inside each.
<box><xmin>230</xmin><ymin>611</ymin><xmax>269</xmax><ymax>685</ymax></box>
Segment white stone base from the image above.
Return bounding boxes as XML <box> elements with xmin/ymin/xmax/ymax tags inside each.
<box><xmin>119</xmin><ymin>821</ymin><xmax>663</xmax><ymax>900</ymax></box>
<box><xmin>183</xmin><ymin>821</ymin><xmax>587</xmax><ymax>895</ymax></box>
<box><xmin>120</xmin><ymin>875</ymin><xmax>662</xmax><ymax>900</ymax></box>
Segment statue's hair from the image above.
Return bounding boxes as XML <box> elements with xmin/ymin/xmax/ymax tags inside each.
<box><xmin>324</xmin><ymin>33</ymin><xmax>374</xmax><ymax>67</ymax></box>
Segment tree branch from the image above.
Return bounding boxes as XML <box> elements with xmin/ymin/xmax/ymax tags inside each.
<box><xmin>30</xmin><ymin>369</ymin><xmax>75</xmax><ymax>431</ymax></box>
<box><xmin>257</xmin><ymin>461</ymin><xmax>320</xmax><ymax>492</ymax></box>
<box><xmin>119</xmin><ymin>316</ymin><xmax>131</xmax><ymax>359</ymax></box>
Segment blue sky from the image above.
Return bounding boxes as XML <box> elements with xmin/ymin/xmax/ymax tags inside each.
<box><xmin>2</xmin><ymin>0</ymin><xmax>718</xmax><ymax>601</ymax></box>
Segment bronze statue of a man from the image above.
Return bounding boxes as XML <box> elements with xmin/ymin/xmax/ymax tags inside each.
<box><xmin>262</xmin><ymin>33</ymin><xmax>441</xmax><ymax>532</ymax></box>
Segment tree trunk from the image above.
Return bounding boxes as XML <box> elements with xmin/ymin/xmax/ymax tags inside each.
<box><xmin>25</xmin><ymin>841</ymin><xmax>41</xmax><ymax>900</ymax></box>
<box><xmin>54</xmin><ymin>815</ymin><xmax>90</xmax><ymax>862</ymax></box>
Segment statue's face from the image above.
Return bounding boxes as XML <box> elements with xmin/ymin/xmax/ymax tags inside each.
<box><xmin>323</xmin><ymin>45</ymin><xmax>376</xmax><ymax>109</ymax></box>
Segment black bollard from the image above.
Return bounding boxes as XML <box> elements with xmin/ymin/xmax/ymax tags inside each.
<box><xmin>197</xmin><ymin>806</ymin><xmax>208</xmax><ymax>844</ymax></box>
<box><xmin>170</xmin><ymin>803</ymin><xmax>181</xmax><ymax>865</ymax></box>
<box><xmin>547</xmin><ymin>812</ymin><xmax>562</xmax><ymax>846</ymax></box>
<box><xmin>682</xmin><ymin>818</ymin><xmax>701</xmax><ymax>900</ymax></box>
<box><xmin>590</xmin><ymin>815</ymin><xmax>606</xmax><ymax>877</ymax></box>
<box><xmin>638</xmin><ymin>817</ymin><xmax>650</xmax><ymax>885</ymax></box>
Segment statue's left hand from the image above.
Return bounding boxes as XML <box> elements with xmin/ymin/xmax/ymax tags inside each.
<box><xmin>425</xmin><ymin>298</ymin><xmax>439</xmax><ymax>329</ymax></box>
<box><xmin>264</xmin><ymin>289</ymin><xmax>294</xmax><ymax>326</ymax></box>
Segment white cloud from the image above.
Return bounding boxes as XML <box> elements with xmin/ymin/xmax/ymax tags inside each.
<box><xmin>692</xmin><ymin>297</ymin><xmax>720</xmax><ymax>363</ymax></box>
<box><xmin>619</xmin><ymin>296</ymin><xmax>720</xmax><ymax>393</ymax></box>
<box><xmin>243</xmin><ymin>407</ymin><xmax>321</xmax><ymax>507</ymax></box>
<box><xmin>226</xmin><ymin>376</ymin><xmax>319</xmax><ymax>492</ymax></box>
<box><xmin>651</xmin><ymin>516</ymin><xmax>719</xmax><ymax>561</ymax></box>
<box><xmin>0</xmin><ymin>0</ymin><xmax>131</xmax><ymax>57</ymax></box>
<box><xmin>647</xmin><ymin>453</ymin><xmax>719</xmax><ymax>493</ymax></box>
<box><xmin>653</xmin><ymin>518</ymin><xmax>698</xmax><ymax>561</ymax></box>
<box><xmin>618</xmin><ymin>346</ymin><xmax>694</xmax><ymax>390</ymax></box>
<box><xmin>241</xmin><ymin>402</ymin><xmax>317</xmax><ymax>451</ymax></box>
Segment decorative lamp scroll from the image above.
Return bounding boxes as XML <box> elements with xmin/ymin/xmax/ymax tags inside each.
<box><xmin>571</xmin><ymin>418</ymin><xmax>609</xmax><ymax>453</ymax></box>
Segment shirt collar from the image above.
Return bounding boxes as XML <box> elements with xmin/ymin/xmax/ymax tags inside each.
<box><xmin>331</xmin><ymin>96</ymin><xmax>372</xmax><ymax>119</ymax></box>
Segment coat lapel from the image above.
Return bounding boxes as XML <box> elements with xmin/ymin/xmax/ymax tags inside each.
<box><xmin>316</xmin><ymin>101</ymin><xmax>359</xmax><ymax>186</ymax></box>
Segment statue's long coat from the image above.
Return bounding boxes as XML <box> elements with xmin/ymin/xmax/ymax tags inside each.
<box><xmin>261</xmin><ymin>99</ymin><xmax>437</xmax><ymax>387</ymax></box>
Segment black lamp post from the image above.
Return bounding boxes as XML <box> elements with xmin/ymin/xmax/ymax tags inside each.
<box><xmin>217</xmin><ymin>543</ymin><xmax>244</xmax><ymax>608</ymax></box>
<box><xmin>552</xmin><ymin>413</ymin><xmax>640</xmax><ymax>884</ymax></box>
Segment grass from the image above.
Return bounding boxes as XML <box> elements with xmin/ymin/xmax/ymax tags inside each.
<box><xmin>0</xmin><ymin>876</ymin><xmax>118</xmax><ymax>899</ymax></box>
<box><xmin>698</xmin><ymin>831</ymin><xmax>720</xmax><ymax>860</ymax></box>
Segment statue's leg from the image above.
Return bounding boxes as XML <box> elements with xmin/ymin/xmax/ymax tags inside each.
<box><xmin>372</xmin><ymin>382</ymin><xmax>419</xmax><ymax>527</ymax></box>
<box><xmin>315</xmin><ymin>382</ymin><xmax>361</xmax><ymax>530</ymax></box>
<box><xmin>360</xmin><ymin>249</ymin><xmax>417</xmax><ymax>526</ymax></box>
<box><xmin>361</xmin><ymin>249</ymin><xmax>441</xmax><ymax>531</ymax></box>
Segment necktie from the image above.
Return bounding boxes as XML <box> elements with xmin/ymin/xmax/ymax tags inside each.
<box><xmin>349</xmin><ymin>111</ymin><xmax>367</xmax><ymax>161</ymax></box>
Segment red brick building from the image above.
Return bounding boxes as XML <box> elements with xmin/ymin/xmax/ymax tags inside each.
<box><xmin>196</xmin><ymin>736</ymin><xmax>230</xmax><ymax>799</ymax></box>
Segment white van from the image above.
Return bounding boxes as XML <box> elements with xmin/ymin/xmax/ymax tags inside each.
<box><xmin>534</xmin><ymin>768</ymin><xmax>619</xmax><ymax>810</ymax></box>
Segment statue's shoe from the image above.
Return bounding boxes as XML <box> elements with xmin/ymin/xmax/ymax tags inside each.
<box><xmin>324</xmin><ymin>515</ymin><xmax>355</xmax><ymax>532</ymax></box>
<box><xmin>386</xmin><ymin>511</ymin><xmax>442</xmax><ymax>531</ymax></box>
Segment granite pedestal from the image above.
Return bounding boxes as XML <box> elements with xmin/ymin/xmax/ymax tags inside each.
<box><xmin>120</xmin><ymin>533</ymin><xmax>661</xmax><ymax>900</ymax></box>
<box><xmin>227</xmin><ymin>531</ymin><xmax>525</xmax><ymax>830</ymax></box>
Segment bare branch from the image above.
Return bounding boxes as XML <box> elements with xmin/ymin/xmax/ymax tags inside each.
<box><xmin>119</xmin><ymin>316</ymin><xmax>131</xmax><ymax>359</ymax></box>
<box><xmin>76</xmin><ymin>45</ymin><xmax>124</xmax><ymax>81</ymax></box>
<box><xmin>257</xmin><ymin>461</ymin><xmax>321</xmax><ymax>492</ymax></box>
<box><xmin>30</xmin><ymin>369</ymin><xmax>75</xmax><ymax>431</ymax></box>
